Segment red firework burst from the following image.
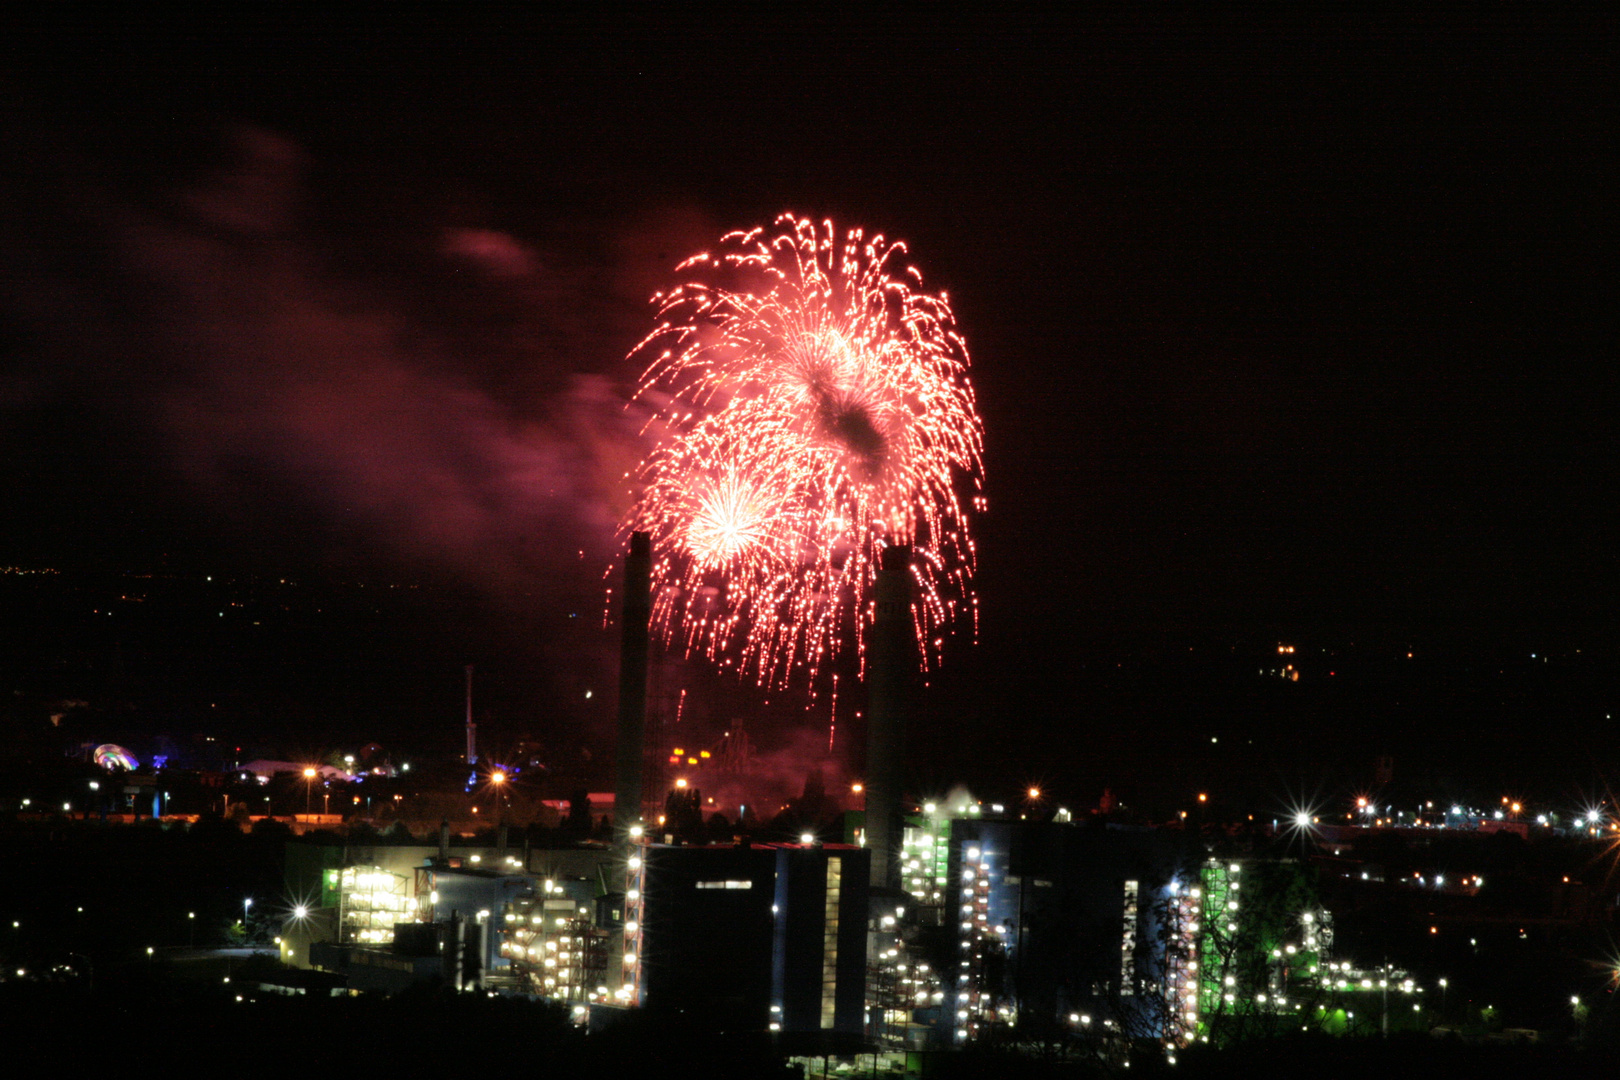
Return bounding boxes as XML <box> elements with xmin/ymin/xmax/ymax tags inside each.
<box><xmin>621</xmin><ymin>213</ymin><xmax>984</xmax><ymax>685</ymax></box>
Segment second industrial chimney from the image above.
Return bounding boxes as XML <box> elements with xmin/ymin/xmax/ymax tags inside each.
<box><xmin>613</xmin><ymin>531</ymin><xmax>653</xmax><ymax>835</ymax></box>
<box><xmin>864</xmin><ymin>544</ymin><xmax>915</xmax><ymax>892</ymax></box>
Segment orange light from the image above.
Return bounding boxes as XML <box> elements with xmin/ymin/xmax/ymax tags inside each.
<box><xmin>1356</xmin><ymin>797</ymin><xmax>1367</xmax><ymax>808</ymax></box>
<box><xmin>1429</xmin><ymin>926</ymin><xmax>1438</xmax><ymax>934</ymax></box>
<box><xmin>699</xmin><ymin>750</ymin><xmax>711</xmax><ymax>759</ymax></box>
<box><xmin>1028</xmin><ymin>787</ymin><xmax>1041</xmax><ymax>800</ymax></box>
<box><xmin>1197</xmin><ymin>793</ymin><xmax>1208</xmax><ymax>803</ymax></box>
<box><xmin>674</xmin><ymin>778</ymin><xmax>688</xmax><ymax>789</ymax></box>
<box><xmin>851</xmin><ymin>783</ymin><xmax>863</xmax><ymax>793</ymax></box>
<box><xmin>672</xmin><ymin>748</ymin><xmax>684</xmax><ymax>757</ymax></box>
<box><xmin>491</xmin><ymin>771</ymin><xmax>506</xmax><ymax>785</ymax></box>
<box><xmin>687</xmin><ymin>757</ymin><xmax>698</xmax><ymax>765</ymax></box>
<box><xmin>303</xmin><ymin>768</ymin><xmax>317</xmax><ymax>779</ymax></box>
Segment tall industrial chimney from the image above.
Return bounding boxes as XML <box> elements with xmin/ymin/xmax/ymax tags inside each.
<box><xmin>864</xmin><ymin>544</ymin><xmax>914</xmax><ymax>892</ymax></box>
<box><xmin>614</xmin><ymin>532</ymin><xmax>652</xmax><ymax>835</ymax></box>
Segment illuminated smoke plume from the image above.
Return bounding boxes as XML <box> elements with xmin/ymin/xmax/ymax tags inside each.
<box><xmin>621</xmin><ymin>214</ymin><xmax>985</xmax><ymax>687</ymax></box>
<box><xmin>682</xmin><ymin>725</ymin><xmax>856</xmax><ymax>829</ymax></box>
<box><xmin>3</xmin><ymin>125</ymin><xmax>643</xmax><ymax>597</ymax></box>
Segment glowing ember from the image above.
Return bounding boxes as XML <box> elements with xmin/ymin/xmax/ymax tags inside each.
<box><xmin>621</xmin><ymin>213</ymin><xmax>984</xmax><ymax>685</ymax></box>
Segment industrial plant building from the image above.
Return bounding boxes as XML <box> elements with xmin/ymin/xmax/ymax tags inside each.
<box><xmin>283</xmin><ymin>796</ymin><xmax>1345</xmax><ymax>1059</ymax></box>
<box><xmin>627</xmin><ymin>841</ymin><xmax>870</xmax><ymax>1035</ymax></box>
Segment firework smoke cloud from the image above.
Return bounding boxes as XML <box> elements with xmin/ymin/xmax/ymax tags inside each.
<box><xmin>0</xmin><ymin>124</ymin><xmax>645</xmax><ymax>598</ymax></box>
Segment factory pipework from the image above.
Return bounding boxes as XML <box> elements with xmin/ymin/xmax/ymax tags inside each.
<box><xmin>614</xmin><ymin>531</ymin><xmax>653</xmax><ymax>835</ymax></box>
<box><xmin>864</xmin><ymin>543</ymin><xmax>914</xmax><ymax>892</ymax></box>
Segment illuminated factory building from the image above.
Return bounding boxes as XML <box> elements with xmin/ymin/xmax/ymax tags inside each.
<box><xmin>626</xmin><ymin>841</ymin><xmax>870</xmax><ymax>1035</ymax></box>
<box><xmin>303</xmin><ymin>839</ymin><xmax>622</xmax><ymax>997</ymax></box>
<box><xmin>424</xmin><ymin>864</ymin><xmax>533</xmax><ymax>979</ymax></box>
<box><xmin>884</xmin><ymin>821</ymin><xmax>1348</xmax><ymax>1047</ymax></box>
<box><xmin>291</xmin><ymin>802</ymin><xmax>1337</xmax><ymax>1052</ymax></box>
<box><xmin>935</xmin><ymin>818</ymin><xmax>1185</xmax><ymax>1042</ymax></box>
<box><xmin>502</xmin><ymin>878</ymin><xmax>612</xmax><ymax>1006</ymax></box>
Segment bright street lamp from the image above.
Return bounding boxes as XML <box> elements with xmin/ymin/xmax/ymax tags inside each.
<box><xmin>491</xmin><ymin>770</ymin><xmax>507</xmax><ymax>827</ymax></box>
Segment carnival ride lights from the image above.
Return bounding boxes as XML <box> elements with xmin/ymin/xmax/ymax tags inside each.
<box><xmin>92</xmin><ymin>744</ymin><xmax>139</xmax><ymax>771</ymax></box>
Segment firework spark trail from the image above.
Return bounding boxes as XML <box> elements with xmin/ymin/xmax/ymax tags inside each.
<box><xmin>827</xmin><ymin>672</ymin><xmax>840</xmax><ymax>753</ymax></box>
<box><xmin>621</xmin><ymin>213</ymin><xmax>984</xmax><ymax>686</ymax></box>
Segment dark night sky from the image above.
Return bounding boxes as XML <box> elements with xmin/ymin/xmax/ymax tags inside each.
<box><xmin>1</xmin><ymin>11</ymin><xmax>1614</xmax><ymax>802</ymax></box>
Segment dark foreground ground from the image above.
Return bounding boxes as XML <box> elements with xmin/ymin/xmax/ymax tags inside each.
<box><xmin>5</xmin><ymin>975</ymin><xmax>1617</xmax><ymax>1079</ymax></box>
